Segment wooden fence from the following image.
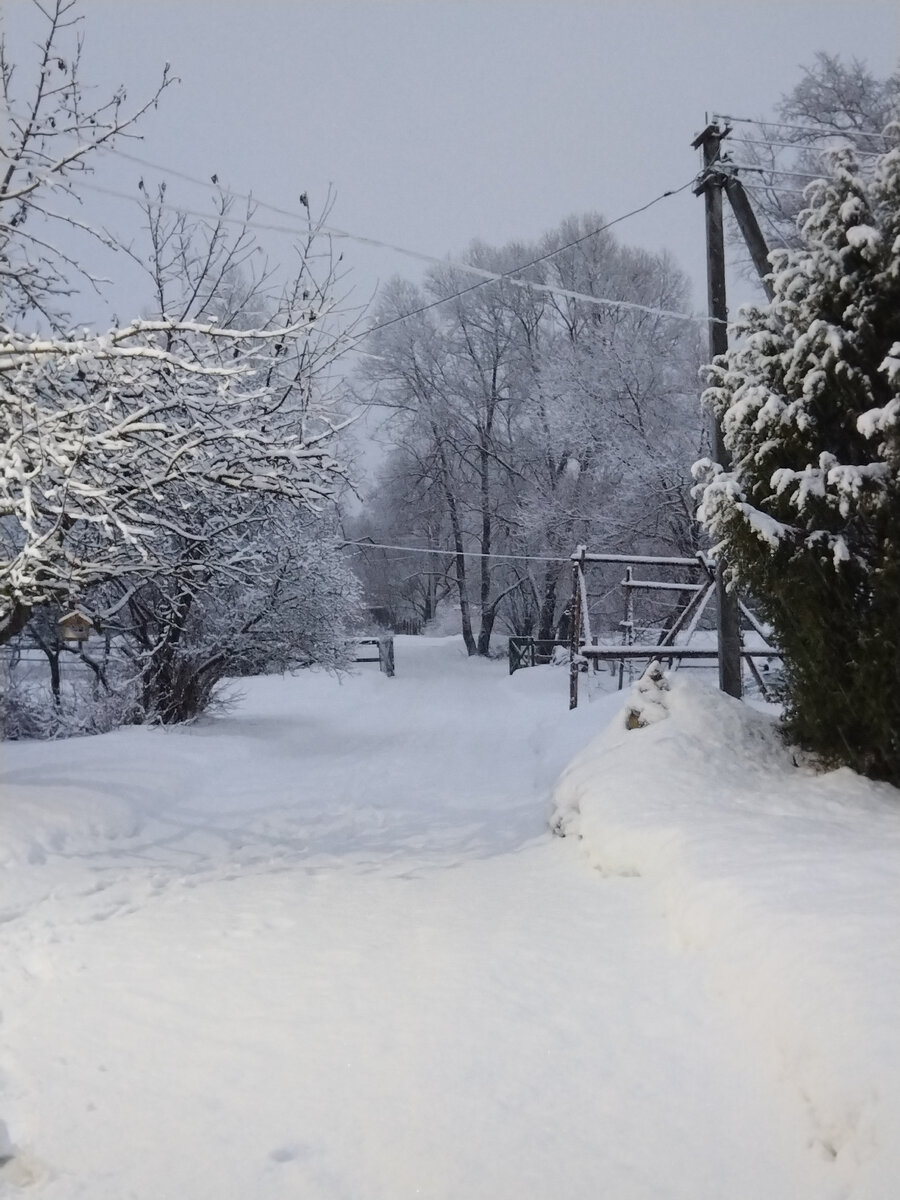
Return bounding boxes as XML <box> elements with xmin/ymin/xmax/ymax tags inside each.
<box><xmin>567</xmin><ymin>547</ymin><xmax>781</xmax><ymax>708</ymax></box>
<box><xmin>508</xmin><ymin>637</ymin><xmax>569</xmax><ymax>675</ymax></box>
<box><xmin>351</xmin><ymin>636</ymin><xmax>395</xmax><ymax>677</ymax></box>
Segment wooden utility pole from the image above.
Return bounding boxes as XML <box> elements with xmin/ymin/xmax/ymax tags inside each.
<box><xmin>692</xmin><ymin>121</ymin><xmax>743</xmax><ymax>699</ymax></box>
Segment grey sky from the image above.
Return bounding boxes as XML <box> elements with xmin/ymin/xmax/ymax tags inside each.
<box><xmin>5</xmin><ymin>0</ymin><xmax>899</xmax><ymax>323</ymax></box>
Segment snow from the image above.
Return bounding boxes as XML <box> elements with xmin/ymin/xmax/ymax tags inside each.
<box><xmin>1</xmin><ymin>637</ymin><xmax>899</xmax><ymax>1198</ymax></box>
<box><xmin>553</xmin><ymin>674</ymin><xmax>900</xmax><ymax>1199</ymax></box>
<box><xmin>858</xmin><ymin>395</ymin><xmax>900</xmax><ymax>438</ymax></box>
<box><xmin>737</xmin><ymin>499</ymin><xmax>793</xmax><ymax>547</ymax></box>
<box><xmin>844</xmin><ymin>224</ymin><xmax>882</xmax><ymax>256</ymax></box>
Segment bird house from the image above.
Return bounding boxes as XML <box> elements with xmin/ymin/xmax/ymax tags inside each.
<box><xmin>57</xmin><ymin>609</ymin><xmax>93</xmax><ymax>644</ymax></box>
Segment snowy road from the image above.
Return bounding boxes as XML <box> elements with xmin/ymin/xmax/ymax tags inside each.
<box><xmin>0</xmin><ymin>639</ymin><xmax>828</xmax><ymax>1197</ymax></box>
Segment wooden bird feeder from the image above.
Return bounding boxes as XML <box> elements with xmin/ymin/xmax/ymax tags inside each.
<box><xmin>57</xmin><ymin>609</ymin><xmax>93</xmax><ymax>644</ymax></box>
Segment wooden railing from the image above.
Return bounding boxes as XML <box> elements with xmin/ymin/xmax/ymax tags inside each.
<box><xmin>351</xmin><ymin>636</ymin><xmax>395</xmax><ymax>677</ymax></box>
<box><xmin>568</xmin><ymin>546</ymin><xmax>781</xmax><ymax>708</ymax></box>
<box><xmin>508</xmin><ymin>637</ymin><xmax>569</xmax><ymax>675</ymax></box>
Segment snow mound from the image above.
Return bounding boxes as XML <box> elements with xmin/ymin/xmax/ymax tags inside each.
<box><xmin>552</xmin><ymin>676</ymin><xmax>900</xmax><ymax>1198</ymax></box>
<box><xmin>0</xmin><ymin>780</ymin><xmax>143</xmax><ymax>867</ymax></box>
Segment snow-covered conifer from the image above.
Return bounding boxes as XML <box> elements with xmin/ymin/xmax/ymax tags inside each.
<box><xmin>696</xmin><ymin>130</ymin><xmax>900</xmax><ymax>783</ymax></box>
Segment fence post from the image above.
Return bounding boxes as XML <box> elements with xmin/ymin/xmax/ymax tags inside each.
<box><xmin>617</xmin><ymin>566</ymin><xmax>635</xmax><ymax>690</ymax></box>
<box><xmin>377</xmin><ymin>636</ymin><xmax>395</xmax><ymax>677</ymax></box>
<box><xmin>625</xmin><ymin>566</ymin><xmax>635</xmax><ymax>687</ymax></box>
<box><xmin>569</xmin><ymin>550</ymin><xmax>585</xmax><ymax>710</ymax></box>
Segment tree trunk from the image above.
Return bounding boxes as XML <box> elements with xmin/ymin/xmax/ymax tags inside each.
<box><xmin>537</xmin><ymin>569</ymin><xmax>559</xmax><ymax>644</ymax></box>
<box><xmin>476</xmin><ymin>608</ymin><xmax>496</xmax><ymax>656</ymax></box>
<box><xmin>48</xmin><ymin>650</ymin><xmax>61</xmax><ymax>707</ymax></box>
<box><xmin>0</xmin><ymin>601</ymin><xmax>33</xmax><ymax>648</ymax></box>
<box><xmin>141</xmin><ymin>589</ymin><xmax>199</xmax><ymax>722</ymax></box>
<box><xmin>477</xmin><ymin>441</ymin><xmax>493</xmax><ymax>656</ymax></box>
<box><xmin>31</xmin><ymin>628</ymin><xmax>62</xmax><ymax>706</ymax></box>
<box><xmin>536</xmin><ymin>568</ymin><xmax>560</xmax><ymax>661</ymax></box>
<box><xmin>453</xmin><ymin>538</ymin><xmax>477</xmax><ymax>656</ymax></box>
<box><xmin>437</xmin><ymin>441</ymin><xmax>476</xmax><ymax>655</ymax></box>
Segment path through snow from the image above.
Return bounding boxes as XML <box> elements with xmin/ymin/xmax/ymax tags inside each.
<box><xmin>0</xmin><ymin>638</ymin><xmax>830</xmax><ymax>1197</ymax></box>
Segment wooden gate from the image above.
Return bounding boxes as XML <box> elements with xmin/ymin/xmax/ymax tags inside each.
<box><xmin>567</xmin><ymin>546</ymin><xmax>780</xmax><ymax>709</ymax></box>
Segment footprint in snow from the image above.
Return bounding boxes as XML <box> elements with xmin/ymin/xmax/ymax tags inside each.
<box><xmin>0</xmin><ymin>1152</ymin><xmax>53</xmax><ymax>1189</ymax></box>
<box><xmin>268</xmin><ymin>1142</ymin><xmax>313</xmax><ymax>1164</ymax></box>
<box><xmin>0</xmin><ymin>1125</ymin><xmax>52</xmax><ymax>1190</ymax></box>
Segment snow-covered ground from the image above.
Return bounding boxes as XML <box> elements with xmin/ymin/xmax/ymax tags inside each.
<box><xmin>0</xmin><ymin>637</ymin><xmax>897</xmax><ymax>1198</ymax></box>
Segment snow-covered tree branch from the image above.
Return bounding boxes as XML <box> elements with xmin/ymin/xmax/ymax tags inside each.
<box><xmin>725</xmin><ymin>53</ymin><xmax>899</xmax><ymax>262</ymax></box>
<box><xmin>0</xmin><ymin>0</ymin><xmax>176</xmax><ymax>328</ymax></box>
<box><xmin>1</xmin><ymin>0</ymin><xmax>362</xmax><ymax>728</ymax></box>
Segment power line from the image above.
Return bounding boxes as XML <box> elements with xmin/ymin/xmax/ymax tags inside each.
<box><xmin>713</xmin><ymin>113</ymin><xmax>895</xmax><ymax>141</ymax></box>
<box><xmin>81</xmin><ymin>174</ymin><xmax>712</xmax><ymax>329</ymax></box>
<box><xmin>104</xmin><ymin>147</ymin><xmax>705</xmax><ymax>322</ymax></box>
<box><xmin>740</xmin><ymin>182</ymin><xmax>807</xmax><ymax>200</ymax></box>
<box><xmin>77</xmin><ymin>176</ymin><xmax>329</xmax><ymax>242</ymax></box>
<box><xmin>77</xmin><ymin>174</ymin><xmax>718</xmax><ymax>364</ymax></box>
<box><xmin>724</xmin><ymin>162</ymin><xmax>834</xmax><ymax>182</ymax></box>
<box><xmin>342</xmin><ymin>539</ymin><xmax>570</xmax><ymax>564</ymax></box>
<box><xmin>361</xmin><ymin>180</ymin><xmax>706</xmax><ymax>337</ymax></box>
<box><xmin>727</xmin><ymin>134</ymin><xmax>882</xmax><ymax>157</ymax></box>
<box><xmin>84</xmin><ymin>156</ymin><xmax>715</xmax><ymax>328</ymax></box>
<box><xmin>335</xmin><ymin>210</ymin><xmax>704</xmax><ymax>328</ymax></box>
<box><xmin>107</xmin><ymin>146</ymin><xmax>693</xmax><ymax>272</ymax></box>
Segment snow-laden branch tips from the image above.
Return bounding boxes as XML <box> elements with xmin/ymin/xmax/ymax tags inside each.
<box><xmin>0</xmin><ymin>308</ymin><xmax>349</xmax><ymax>644</ymax></box>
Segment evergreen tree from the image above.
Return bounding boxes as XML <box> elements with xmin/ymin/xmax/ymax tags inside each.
<box><xmin>696</xmin><ymin>131</ymin><xmax>900</xmax><ymax>784</ymax></box>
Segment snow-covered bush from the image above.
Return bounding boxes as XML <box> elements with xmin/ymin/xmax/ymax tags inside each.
<box><xmin>0</xmin><ymin>657</ymin><xmax>141</xmax><ymax>740</ymax></box>
<box><xmin>695</xmin><ymin>131</ymin><xmax>900</xmax><ymax>784</ymax></box>
<box><xmin>0</xmin><ymin>319</ymin><xmax>344</xmax><ymax>640</ymax></box>
<box><xmin>132</xmin><ymin>515</ymin><xmax>362</xmax><ymax>724</ymax></box>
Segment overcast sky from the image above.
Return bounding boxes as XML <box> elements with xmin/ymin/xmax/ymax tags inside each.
<box><xmin>5</xmin><ymin>0</ymin><xmax>899</xmax><ymax>326</ymax></box>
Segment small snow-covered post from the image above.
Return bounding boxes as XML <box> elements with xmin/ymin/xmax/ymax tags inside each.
<box><xmin>377</xmin><ymin>636</ymin><xmax>395</xmax><ymax>678</ymax></box>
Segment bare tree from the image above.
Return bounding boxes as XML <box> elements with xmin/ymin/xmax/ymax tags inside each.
<box><xmin>1</xmin><ymin>0</ymin><xmax>361</xmax><ymax>729</ymax></box>
<box><xmin>723</xmin><ymin>53</ymin><xmax>900</xmax><ymax>256</ymax></box>
<box><xmin>357</xmin><ymin>217</ymin><xmax>702</xmax><ymax>652</ymax></box>
<box><xmin>0</xmin><ymin>0</ymin><xmax>175</xmax><ymax>328</ymax></box>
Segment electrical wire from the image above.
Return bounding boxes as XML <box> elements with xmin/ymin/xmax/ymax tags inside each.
<box><xmin>727</xmin><ymin>134</ymin><xmax>881</xmax><ymax>156</ymax></box>
<box><xmin>740</xmin><ymin>182</ymin><xmax>807</xmax><ymax>200</ymax></box>
<box><xmin>107</xmin><ymin>146</ymin><xmax>694</xmax><ymax>274</ymax></box>
<box><xmin>342</xmin><ymin>539</ymin><xmax>571</xmax><ymax>563</ymax></box>
<box><xmin>82</xmin><ymin>158</ymin><xmax>716</xmax><ymax>328</ymax></box>
<box><xmin>724</xmin><ymin>162</ymin><xmax>834</xmax><ymax>182</ymax></box>
<box><xmin>713</xmin><ymin>113</ymin><xmax>895</xmax><ymax>141</ymax></box>
<box><xmin>361</xmin><ymin>179</ymin><xmax>704</xmax><ymax>337</ymax></box>
<box><xmin>76</xmin><ymin>177</ymin><xmax>322</xmax><ymax>240</ymax></box>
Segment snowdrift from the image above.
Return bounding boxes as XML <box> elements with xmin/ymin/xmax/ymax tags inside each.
<box><xmin>551</xmin><ymin>675</ymin><xmax>900</xmax><ymax>1198</ymax></box>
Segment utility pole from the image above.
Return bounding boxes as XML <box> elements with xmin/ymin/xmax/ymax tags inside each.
<box><xmin>692</xmin><ymin>120</ymin><xmax>743</xmax><ymax>699</ymax></box>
